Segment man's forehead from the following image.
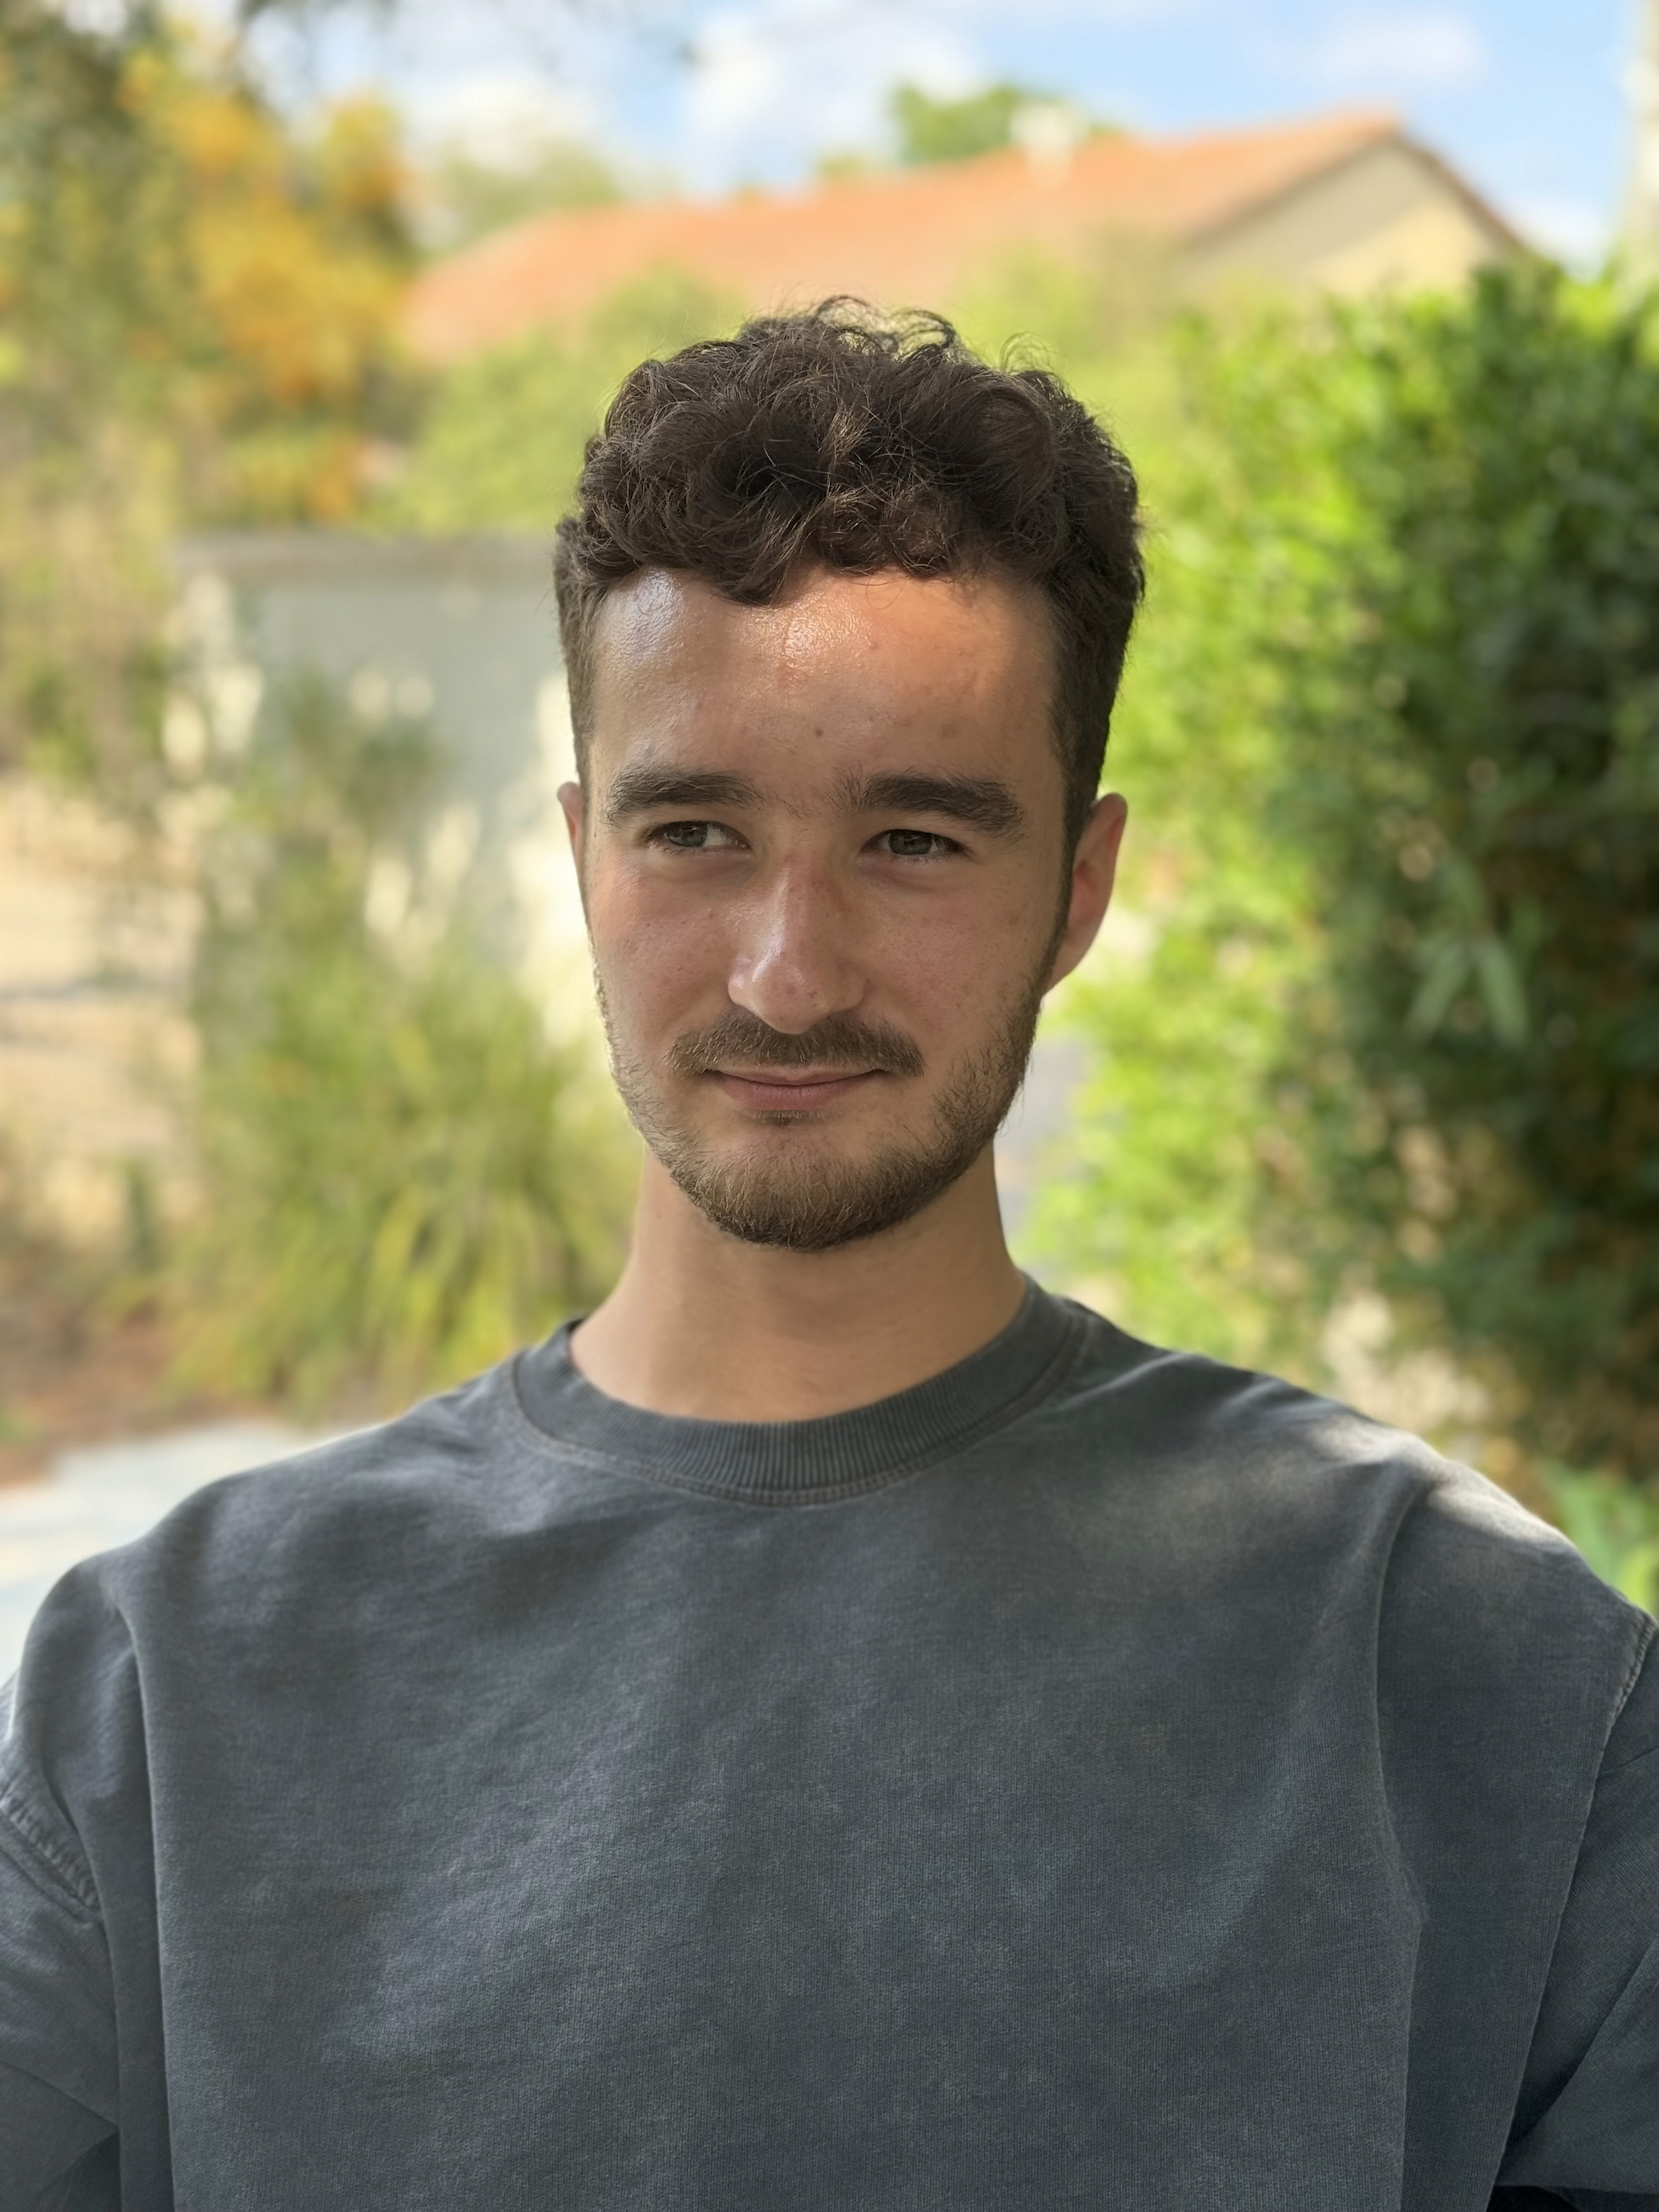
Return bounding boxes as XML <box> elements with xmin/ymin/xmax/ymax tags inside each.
<box><xmin>592</xmin><ymin>564</ymin><xmax>1048</xmax><ymax>693</ymax></box>
<box><xmin>586</xmin><ymin>565</ymin><xmax>1055</xmax><ymax>768</ymax></box>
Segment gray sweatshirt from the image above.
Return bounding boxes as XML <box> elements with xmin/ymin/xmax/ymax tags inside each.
<box><xmin>2</xmin><ymin>1282</ymin><xmax>1656</xmax><ymax>2210</ymax></box>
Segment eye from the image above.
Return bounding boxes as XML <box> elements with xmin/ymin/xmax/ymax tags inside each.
<box><xmin>874</xmin><ymin>828</ymin><xmax>961</xmax><ymax>860</ymax></box>
<box><xmin>648</xmin><ymin>820</ymin><xmax>744</xmax><ymax>851</ymax></box>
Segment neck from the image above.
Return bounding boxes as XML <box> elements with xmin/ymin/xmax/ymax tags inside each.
<box><xmin>568</xmin><ymin>1149</ymin><xmax>1026</xmax><ymax>1421</ymax></box>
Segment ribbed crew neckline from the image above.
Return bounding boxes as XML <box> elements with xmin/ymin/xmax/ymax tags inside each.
<box><xmin>509</xmin><ymin>1276</ymin><xmax>1086</xmax><ymax>1504</ymax></box>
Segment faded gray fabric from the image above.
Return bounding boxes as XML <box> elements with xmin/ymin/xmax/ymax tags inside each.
<box><xmin>2</xmin><ymin>1281</ymin><xmax>1656</xmax><ymax>2210</ymax></box>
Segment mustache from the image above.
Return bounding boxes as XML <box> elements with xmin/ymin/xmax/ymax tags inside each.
<box><xmin>667</xmin><ymin>1008</ymin><xmax>925</xmax><ymax>1080</ymax></box>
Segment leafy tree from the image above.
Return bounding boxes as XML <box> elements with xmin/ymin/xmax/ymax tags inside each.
<box><xmin>890</xmin><ymin>82</ymin><xmax>1050</xmax><ymax>166</ymax></box>
<box><xmin>380</xmin><ymin>268</ymin><xmax>741</xmax><ymax>531</ymax></box>
<box><xmin>1261</xmin><ymin>267</ymin><xmax>1659</xmax><ymax>1479</ymax></box>
<box><xmin>0</xmin><ymin>4</ymin><xmax>409</xmax><ymax>514</ymax></box>
<box><xmin>136</xmin><ymin>63</ymin><xmax>412</xmax><ymax>522</ymax></box>
<box><xmin>1037</xmin><ymin>267</ymin><xmax>1659</xmax><ymax>1483</ymax></box>
<box><xmin>0</xmin><ymin>2</ymin><xmax>412</xmax><ymax>780</ymax></box>
<box><xmin>0</xmin><ymin>0</ymin><xmax>181</xmax><ymax>781</ymax></box>
<box><xmin>417</xmin><ymin>134</ymin><xmax>622</xmax><ymax>256</ymax></box>
<box><xmin>1026</xmin><ymin>315</ymin><xmax>1327</xmax><ymax>1378</ymax></box>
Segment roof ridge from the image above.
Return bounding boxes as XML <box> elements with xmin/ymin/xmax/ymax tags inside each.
<box><xmin>404</xmin><ymin>106</ymin><xmax>1502</xmax><ymax>366</ymax></box>
<box><xmin>436</xmin><ymin>105</ymin><xmax>1407</xmax><ymax>258</ymax></box>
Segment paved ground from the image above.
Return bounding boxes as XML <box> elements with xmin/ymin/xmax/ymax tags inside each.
<box><xmin>0</xmin><ymin>1421</ymin><xmax>318</xmax><ymax>1679</ymax></box>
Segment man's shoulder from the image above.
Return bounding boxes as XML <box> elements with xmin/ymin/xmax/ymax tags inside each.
<box><xmin>1051</xmin><ymin>1294</ymin><xmax>1470</xmax><ymax>1502</ymax></box>
<box><xmin>2</xmin><ymin>1356</ymin><xmax>578</xmax><ymax>1829</ymax></box>
<box><xmin>1052</xmin><ymin>1297</ymin><xmax>1652</xmax><ymax>1700</ymax></box>
<box><xmin>77</xmin><ymin>1353</ymin><xmax>556</xmax><ymax>1618</ymax></box>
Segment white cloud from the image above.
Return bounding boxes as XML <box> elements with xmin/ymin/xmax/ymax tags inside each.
<box><xmin>1506</xmin><ymin>193</ymin><xmax>1613</xmax><ymax>272</ymax></box>
<box><xmin>672</xmin><ymin>0</ymin><xmax>1224</xmax><ymax>188</ymax></box>
<box><xmin>403</xmin><ymin>72</ymin><xmax>599</xmax><ymax>166</ymax></box>
<box><xmin>1296</xmin><ymin>8</ymin><xmax>1486</xmax><ymax>91</ymax></box>
<box><xmin>944</xmin><ymin>0</ymin><xmax>1193</xmax><ymax>18</ymax></box>
<box><xmin>679</xmin><ymin>0</ymin><xmax>986</xmax><ymax>191</ymax></box>
<box><xmin>49</xmin><ymin>0</ymin><xmax>136</xmax><ymax>35</ymax></box>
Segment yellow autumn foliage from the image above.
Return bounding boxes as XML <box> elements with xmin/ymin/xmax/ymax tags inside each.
<box><xmin>0</xmin><ymin>6</ymin><xmax>414</xmax><ymax>774</ymax></box>
<box><xmin>2</xmin><ymin>10</ymin><xmax>410</xmax><ymax>515</ymax></box>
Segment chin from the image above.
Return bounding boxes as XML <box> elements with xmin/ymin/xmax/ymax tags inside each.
<box><xmin>661</xmin><ymin>1126</ymin><xmax>986</xmax><ymax>1254</ymax></box>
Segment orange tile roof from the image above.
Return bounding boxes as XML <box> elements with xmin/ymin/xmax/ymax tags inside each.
<box><xmin>405</xmin><ymin>109</ymin><xmax>1413</xmax><ymax>364</ymax></box>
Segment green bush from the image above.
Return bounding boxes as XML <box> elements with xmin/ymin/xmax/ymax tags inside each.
<box><xmin>1018</xmin><ymin>309</ymin><xmax>1328</xmax><ymax>1376</ymax></box>
<box><xmin>1274</xmin><ymin>267</ymin><xmax>1659</xmax><ymax>1479</ymax></box>
<box><xmin>381</xmin><ymin>269</ymin><xmax>741</xmax><ymax>533</ymax></box>
<box><xmin>1543</xmin><ymin>1466</ymin><xmax>1659</xmax><ymax>1616</ymax></box>
<box><xmin>1034</xmin><ymin>266</ymin><xmax>1659</xmax><ymax>1480</ymax></box>
<box><xmin>169</xmin><ymin>674</ymin><xmax>631</xmax><ymax>1413</ymax></box>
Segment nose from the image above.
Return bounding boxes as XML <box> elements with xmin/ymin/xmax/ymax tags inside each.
<box><xmin>726</xmin><ymin>856</ymin><xmax>867</xmax><ymax>1036</ymax></box>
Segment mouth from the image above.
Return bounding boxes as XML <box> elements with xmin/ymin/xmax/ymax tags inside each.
<box><xmin>710</xmin><ymin>1067</ymin><xmax>885</xmax><ymax>1113</ymax></box>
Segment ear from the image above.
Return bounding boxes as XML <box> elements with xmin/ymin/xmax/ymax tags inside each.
<box><xmin>558</xmin><ymin>780</ymin><xmax>587</xmax><ymax>903</ymax></box>
<box><xmin>1045</xmin><ymin>792</ymin><xmax>1128</xmax><ymax>992</ymax></box>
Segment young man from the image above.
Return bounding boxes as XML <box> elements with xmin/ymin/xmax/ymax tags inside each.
<box><xmin>2</xmin><ymin>307</ymin><xmax>1655</xmax><ymax>2210</ymax></box>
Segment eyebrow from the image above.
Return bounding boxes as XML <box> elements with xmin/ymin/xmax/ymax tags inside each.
<box><xmin>602</xmin><ymin>767</ymin><xmax>764</xmax><ymax>825</ymax></box>
<box><xmin>601</xmin><ymin>762</ymin><xmax>1026</xmax><ymax>842</ymax></box>
<box><xmin>841</xmin><ymin>772</ymin><xmax>1026</xmax><ymax>841</ymax></box>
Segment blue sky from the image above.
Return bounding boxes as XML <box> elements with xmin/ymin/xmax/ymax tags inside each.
<box><xmin>274</xmin><ymin>0</ymin><xmax>1639</xmax><ymax>265</ymax></box>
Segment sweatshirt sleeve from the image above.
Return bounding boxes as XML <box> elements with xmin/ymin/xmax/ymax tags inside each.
<box><xmin>1497</xmin><ymin>1634</ymin><xmax>1659</xmax><ymax>2207</ymax></box>
<box><xmin>0</xmin><ymin>1703</ymin><xmax>120</xmax><ymax>2207</ymax></box>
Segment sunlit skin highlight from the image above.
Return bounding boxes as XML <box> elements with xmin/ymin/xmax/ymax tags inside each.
<box><xmin>559</xmin><ymin>564</ymin><xmax>1127</xmax><ymax>1422</ymax></box>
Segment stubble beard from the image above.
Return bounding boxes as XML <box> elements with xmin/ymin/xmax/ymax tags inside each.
<box><xmin>597</xmin><ymin>944</ymin><xmax>1058</xmax><ymax>1254</ymax></box>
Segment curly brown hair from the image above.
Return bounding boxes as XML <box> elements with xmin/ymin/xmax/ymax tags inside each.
<box><xmin>552</xmin><ymin>300</ymin><xmax>1144</xmax><ymax>846</ymax></box>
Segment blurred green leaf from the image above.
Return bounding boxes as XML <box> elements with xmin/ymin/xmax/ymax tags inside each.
<box><xmin>1025</xmin><ymin>263</ymin><xmax>1659</xmax><ymax>1477</ymax></box>
<box><xmin>1544</xmin><ymin>1465</ymin><xmax>1659</xmax><ymax>1616</ymax></box>
<box><xmin>164</xmin><ymin>673</ymin><xmax>632</xmax><ymax>1413</ymax></box>
<box><xmin>377</xmin><ymin>267</ymin><xmax>742</xmax><ymax>533</ymax></box>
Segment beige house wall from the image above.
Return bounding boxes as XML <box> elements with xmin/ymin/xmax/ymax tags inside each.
<box><xmin>0</xmin><ymin>778</ymin><xmax>198</xmax><ymax>1247</ymax></box>
<box><xmin>1184</xmin><ymin>139</ymin><xmax>1514</xmax><ymax>297</ymax></box>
